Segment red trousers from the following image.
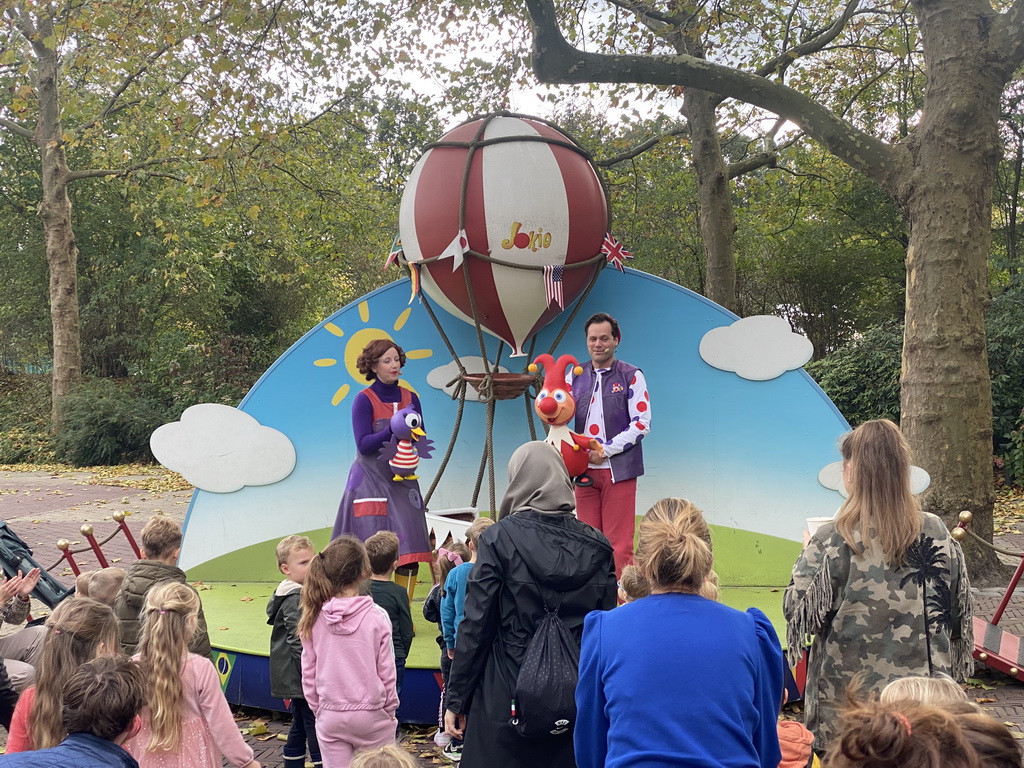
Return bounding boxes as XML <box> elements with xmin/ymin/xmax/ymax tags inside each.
<box><xmin>574</xmin><ymin>469</ymin><xmax>637</xmax><ymax>578</ymax></box>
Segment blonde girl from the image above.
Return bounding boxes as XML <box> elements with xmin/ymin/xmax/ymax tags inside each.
<box><xmin>5</xmin><ymin>597</ymin><xmax>119</xmax><ymax>752</ymax></box>
<box><xmin>642</xmin><ymin>498</ymin><xmax>719</xmax><ymax>600</ymax></box>
<box><xmin>575</xmin><ymin>498</ymin><xmax>784</xmax><ymax>768</ymax></box>
<box><xmin>784</xmin><ymin>419</ymin><xmax>973</xmax><ymax>751</ymax></box>
<box><xmin>300</xmin><ymin>535</ymin><xmax>398</xmax><ymax>768</ymax></box>
<box><xmin>126</xmin><ymin>582</ymin><xmax>259</xmax><ymax>768</ymax></box>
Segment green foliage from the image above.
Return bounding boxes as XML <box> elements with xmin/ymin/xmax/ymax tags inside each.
<box><xmin>51</xmin><ymin>379</ymin><xmax>168</xmax><ymax>467</ymax></box>
<box><xmin>987</xmin><ymin>288</ymin><xmax>1024</xmax><ymax>447</ymax></box>
<box><xmin>808</xmin><ymin>288</ymin><xmax>1024</xmax><ymax>483</ymax></box>
<box><xmin>0</xmin><ymin>374</ymin><xmax>54</xmax><ymax>464</ymax></box>
<box><xmin>805</xmin><ymin>322</ymin><xmax>902</xmax><ymax>427</ymax></box>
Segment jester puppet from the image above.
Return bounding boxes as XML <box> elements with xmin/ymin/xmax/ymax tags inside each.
<box><xmin>529</xmin><ymin>353</ymin><xmax>604</xmax><ymax>483</ymax></box>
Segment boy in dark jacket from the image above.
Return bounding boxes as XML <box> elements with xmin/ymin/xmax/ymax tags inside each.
<box><xmin>113</xmin><ymin>515</ymin><xmax>211</xmax><ymax>658</ymax></box>
<box><xmin>267</xmin><ymin>535</ymin><xmax>321</xmax><ymax>768</ymax></box>
<box><xmin>366</xmin><ymin>531</ymin><xmax>414</xmax><ymax>698</ymax></box>
<box><xmin>1</xmin><ymin>655</ymin><xmax>145</xmax><ymax>768</ymax></box>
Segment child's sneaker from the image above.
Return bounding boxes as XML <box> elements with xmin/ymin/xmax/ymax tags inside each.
<box><xmin>442</xmin><ymin>740</ymin><xmax>462</xmax><ymax>762</ymax></box>
<box><xmin>433</xmin><ymin>729</ymin><xmax>453</xmax><ymax>747</ymax></box>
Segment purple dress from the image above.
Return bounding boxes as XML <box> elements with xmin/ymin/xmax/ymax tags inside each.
<box><xmin>332</xmin><ymin>380</ymin><xmax>432</xmax><ymax>567</ymax></box>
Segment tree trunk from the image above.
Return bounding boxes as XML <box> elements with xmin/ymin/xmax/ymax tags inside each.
<box><xmin>33</xmin><ymin>20</ymin><xmax>81</xmax><ymax>430</ymax></box>
<box><xmin>893</xmin><ymin>0</ymin><xmax>1002</xmax><ymax>579</ymax></box>
<box><xmin>683</xmin><ymin>88</ymin><xmax>738</xmax><ymax>313</ymax></box>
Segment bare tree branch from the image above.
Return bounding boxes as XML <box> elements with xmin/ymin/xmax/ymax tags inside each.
<box><xmin>72</xmin><ymin>43</ymin><xmax>176</xmax><ymax>134</ymax></box>
<box><xmin>0</xmin><ymin>115</ymin><xmax>33</xmax><ymax>139</ymax></box>
<box><xmin>595</xmin><ymin>124</ymin><xmax>688</xmax><ymax>166</ymax></box>
<box><xmin>65</xmin><ymin>154</ymin><xmax>219</xmax><ymax>181</ymax></box>
<box><xmin>991</xmin><ymin>0</ymin><xmax>1024</xmax><ymax>79</ymax></box>
<box><xmin>523</xmin><ymin>0</ymin><xmax>896</xmax><ymax>183</ymax></box>
<box><xmin>753</xmin><ymin>0</ymin><xmax>862</xmax><ymax>79</ymax></box>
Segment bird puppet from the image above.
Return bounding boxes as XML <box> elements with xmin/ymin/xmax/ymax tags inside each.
<box><xmin>379</xmin><ymin>404</ymin><xmax>434</xmax><ymax>481</ymax></box>
<box><xmin>529</xmin><ymin>353</ymin><xmax>604</xmax><ymax>482</ymax></box>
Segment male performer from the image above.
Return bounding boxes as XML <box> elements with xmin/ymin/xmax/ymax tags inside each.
<box><xmin>571</xmin><ymin>312</ymin><xmax>651</xmax><ymax>576</ymax></box>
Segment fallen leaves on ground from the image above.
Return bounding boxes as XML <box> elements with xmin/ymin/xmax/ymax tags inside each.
<box><xmin>994</xmin><ymin>488</ymin><xmax>1024</xmax><ymax>537</ymax></box>
<box><xmin>0</xmin><ymin>462</ymin><xmax>190</xmax><ymax>492</ymax></box>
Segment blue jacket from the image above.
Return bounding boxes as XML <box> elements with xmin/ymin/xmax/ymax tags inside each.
<box><xmin>440</xmin><ymin>562</ymin><xmax>472</xmax><ymax>650</ymax></box>
<box><xmin>575</xmin><ymin>594</ymin><xmax>783</xmax><ymax>768</ymax></box>
<box><xmin>0</xmin><ymin>733</ymin><xmax>138</xmax><ymax>768</ymax></box>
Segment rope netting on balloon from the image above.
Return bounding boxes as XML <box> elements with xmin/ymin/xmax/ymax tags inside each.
<box><xmin>392</xmin><ymin>111</ymin><xmax>625</xmax><ymax>511</ymax></box>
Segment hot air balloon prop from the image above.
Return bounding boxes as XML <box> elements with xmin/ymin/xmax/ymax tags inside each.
<box><xmin>528</xmin><ymin>353</ymin><xmax>603</xmax><ymax>482</ymax></box>
<box><xmin>398</xmin><ymin>112</ymin><xmax>610</xmax><ymax>360</ymax></box>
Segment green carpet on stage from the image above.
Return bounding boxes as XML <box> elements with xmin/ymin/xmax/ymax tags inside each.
<box><xmin>198</xmin><ymin>569</ymin><xmax>789</xmax><ymax>669</ymax></box>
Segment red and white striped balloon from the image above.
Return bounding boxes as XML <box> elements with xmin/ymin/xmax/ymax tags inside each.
<box><xmin>399</xmin><ymin>115</ymin><xmax>608</xmax><ymax>356</ymax></box>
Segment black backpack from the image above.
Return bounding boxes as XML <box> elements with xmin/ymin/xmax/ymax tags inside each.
<box><xmin>502</xmin><ymin>594</ymin><xmax>580</xmax><ymax>739</ymax></box>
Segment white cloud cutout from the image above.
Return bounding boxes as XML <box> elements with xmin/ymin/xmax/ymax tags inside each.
<box><xmin>426</xmin><ymin>357</ymin><xmax>510</xmax><ymax>402</ymax></box>
<box><xmin>818</xmin><ymin>461</ymin><xmax>931</xmax><ymax>497</ymax></box>
<box><xmin>150</xmin><ymin>404</ymin><xmax>296</xmax><ymax>493</ymax></box>
<box><xmin>699</xmin><ymin>315</ymin><xmax>814</xmax><ymax>381</ymax></box>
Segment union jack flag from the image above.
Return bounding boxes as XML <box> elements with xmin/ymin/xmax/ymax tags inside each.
<box><xmin>601</xmin><ymin>233</ymin><xmax>633</xmax><ymax>272</ymax></box>
<box><xmin>544</xmin><ymin>264</ymin><xmax>564</xmax><ymax>309</ymax></box>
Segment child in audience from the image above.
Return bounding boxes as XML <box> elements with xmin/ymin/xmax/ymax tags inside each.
<box><xmin>114</xmin><ymin>515</ymin><xmax>211</xmax><ymax>658</ymax></box>
<box><xmin>6</xmin><ymin>596</ymin><xmax>120</xmax><ymax>752</ymax></box>
<box><xmin>439</xmin><ymin>517</ymin><xmax>494</xmax><ymax>761</ymax></box>
<box><xmin>366</xmin><ymin>531</ymin><xmax>414</xmax><ymax>698</ymax></box>
<box><xmin>127</xmin><ymin>581</ymin><xmax>259</xmax><ymax>768</ymax></box>
<box><xmin>879</xmin><ymin>673</ymin><xmax>975</xmax><ymax>709</ymax></box>
<box><xmin>825</xmin><ymin>699</ymin><xmax>1018</xmax><ymax>768</ymax></box>
<box><xmin>0</xmin><ymin>655</ymin><xmax>146</xmax><ymax>768</ymax></box>
<box><xmin>267</xmin><ymin>535</ymin><xmax>321</xmax><ymax>768</ymax></box>
<box><xmin>422</xmin><ymin>541</ymin><xmax>469</xmax><ymax>748</ymax></box>
<box><xmin>350</xmin><ymin>743</ymin><xmax>418</xmax><ymax>768</ymax></box>
<box><xmin>76</xmin><ymin>567</ymin><xmax>126</xmax><ymax>607</ymax></box>
<box><xmin>299</xmin><ymin>535</ymin><xmax>398</xmax><ymax>767</ymax></box>
<box><xmin>617</xmin><ymin>564</ymin><xmax>649</xmax><ymax>603</ymax></box>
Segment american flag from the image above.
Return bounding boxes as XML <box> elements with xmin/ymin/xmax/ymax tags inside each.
<box><xmin>601</xmin><ymin>233</ymin><xmax>633</xmax><ymax>272</ymax></box>
<box><xmin>544</xmin><ymin>264</ymin><xmax>564</xmax><ymax>309</ymax></box>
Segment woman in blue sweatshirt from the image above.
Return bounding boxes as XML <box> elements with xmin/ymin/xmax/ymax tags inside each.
<box><xmin>574</xmin><ymin>498</ymin><xmax>784</xmax><ymax>768</ymax></box>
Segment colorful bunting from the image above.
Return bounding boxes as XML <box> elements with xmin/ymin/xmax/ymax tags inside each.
<box><xmin>439</xmin><ymin>230</ymin><xmax>469</xmax><ymax>271</ymax></box>
<box><xmin>408</xmin><ymin>262</ymin><xmax>421</xmax><ymax>305</ymax></box>
<box><xmin>544</xmin><ymin>264</ymin><xmax>565</xmax><ymax>309</ymax></box>
<box><xmin>601</xmin><ymin>233</ymin><xmax>633</xmax><ymax>272</ymax></box>
<box><xmin>384</xmin><ymin>234</ymin><xmax>403</xmax><ymax>270</ymax></box>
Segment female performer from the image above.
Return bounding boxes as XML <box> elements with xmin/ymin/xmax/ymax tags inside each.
<box><xmin>333</xmin><ymin>339</ymin><xmax>432</xmax><ymax>601</ymax></box>
<box><xmin>573</xmin><ymin>498</ymin><xmax>784</xmax><ymax>768</ymax></box>
<box><xmin>784</xmin><ymin>419</ymin><xmax>973</xmax><ymax>751</ymax></box>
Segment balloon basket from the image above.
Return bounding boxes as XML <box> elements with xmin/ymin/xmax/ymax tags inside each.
<box><xmin>462</xmin><ymin>372</ymin><xmax>537</xmax><ymax>401</ymax></box>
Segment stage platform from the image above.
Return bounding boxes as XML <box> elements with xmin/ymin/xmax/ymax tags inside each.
<box><xmin>202</xmin><ymin>573</ymin><xmax>792</xmax><ymax>724</ymax></box>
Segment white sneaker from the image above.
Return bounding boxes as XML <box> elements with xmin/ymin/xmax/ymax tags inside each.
<box><xmin>433</xmin><ymin>729</ymin><xmax>453</xmax><ymax>747</ymax></box>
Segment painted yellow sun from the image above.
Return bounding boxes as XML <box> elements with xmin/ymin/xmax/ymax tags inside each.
<box><xmin>313</xmin><ymin>301</ymin><xmax>433</xmax><ymax>405</ymax></box>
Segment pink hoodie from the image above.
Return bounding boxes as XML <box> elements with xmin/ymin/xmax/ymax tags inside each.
<box><xmin>301</xmin><ymin>595</ymin><xmax>398</xmax><ymax>716</ymax></box>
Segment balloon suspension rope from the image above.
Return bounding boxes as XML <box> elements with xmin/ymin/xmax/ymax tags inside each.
<box><xmin>418</xmin><ymin>291</ymin><xmax>468</xmax><ymax>508</ymax></box>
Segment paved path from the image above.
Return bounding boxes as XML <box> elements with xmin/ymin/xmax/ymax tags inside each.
<box><xmin>2</xmin><ymin>469</ymin><xmax>1024</xmax><ymax>764</ymax></box>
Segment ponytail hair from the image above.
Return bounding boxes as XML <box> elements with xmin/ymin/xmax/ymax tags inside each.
<box><xmin>31</xmin><ymin>597</ymin><xmax>119</xmax><ymax>749</ymax></box>
<box><xmin>299</xmin><ymin>535</ymin><xmax>370</xmax><ymax>639</ymax></box>
<box><xmin>636</xmin><ymin>498</ymin><xmax>714</xmax><ymax>593</ymax></box>
<box><xmin>437</xmin><ymin>541</ymin><xmax>470</xmax><ymax>597</ymax></box>
<box><xmin>137</xmin><ymin>581</ymin><xmax>200</xmax><ymax>751</ymax></box>
<box><xmin>827</xmin><ymin>698</ymin><xmax>1019</xmax><ymax>768</ymax></box>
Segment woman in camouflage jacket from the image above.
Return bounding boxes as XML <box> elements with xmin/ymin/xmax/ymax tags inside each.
<box><xmin>784</xmin><ymin>420</ymin><xmax>973</xmax><ymax>752</ymax></box>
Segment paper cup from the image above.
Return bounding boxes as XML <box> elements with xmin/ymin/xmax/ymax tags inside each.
<box><xmin>806</xmin><ymin>516</ymin><xmax>834</xmax><ymax>536</ymax></box>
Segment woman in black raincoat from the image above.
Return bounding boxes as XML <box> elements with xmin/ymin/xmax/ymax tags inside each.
<box><xmin>444</xmin><ymin>441</ymin><xmax>617</xmax><ymax>768</ymax></box>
